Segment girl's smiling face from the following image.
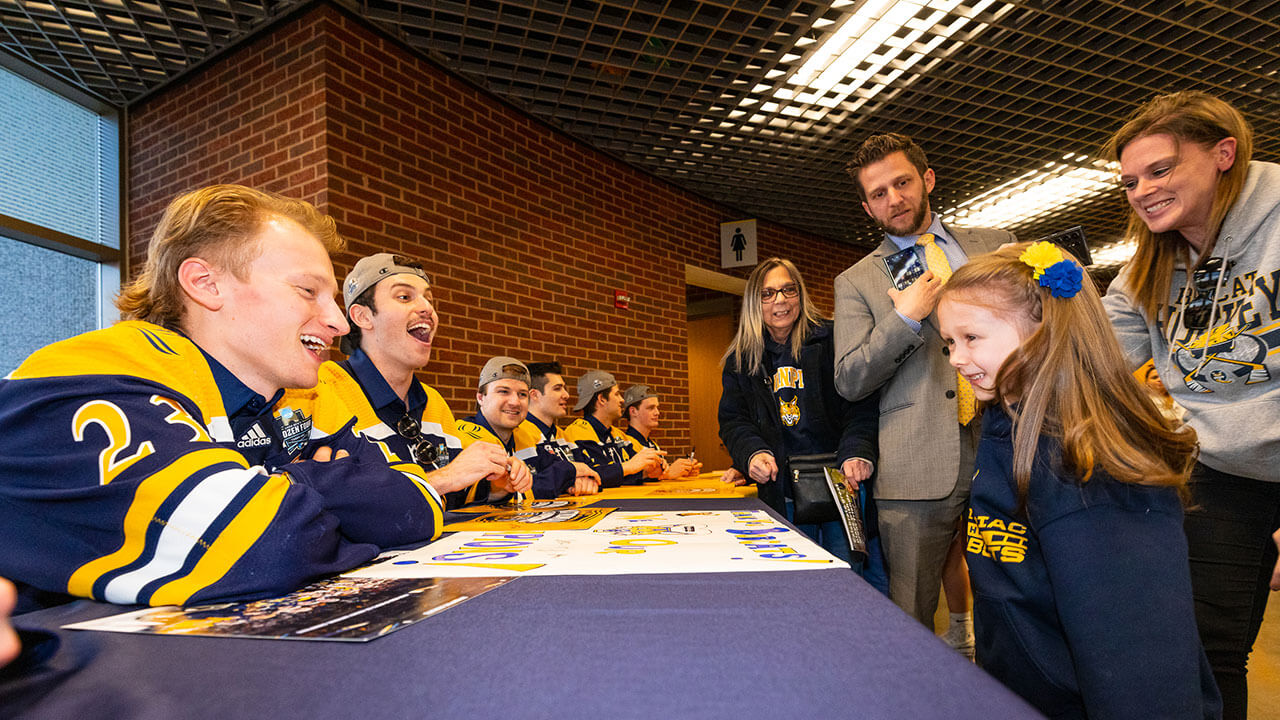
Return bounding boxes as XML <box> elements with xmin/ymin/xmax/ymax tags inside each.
<box><xmin>938</xmin><ymin>296</ymin><xmax>1035</xmax><ymax>402</ymax></box>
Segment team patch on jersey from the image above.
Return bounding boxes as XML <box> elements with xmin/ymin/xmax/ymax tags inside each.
<box><xmin>235</xmin><ymin>423</ymin><xmax>272</xmax><ymax>449</ymax></box>
<box><xmin>966</xmin><ymin>508</ymin><xmax>1028</xmax><ymax>563</ymax></box>
<box><xmin>779</xmin><ymin>397</ymin><xmax>800</xmax><ymax>426</ymax></box>
<box><xmin>276</xmin><ymin>407</ymin><xmax>313</xmax><ymax>456</ymax></box>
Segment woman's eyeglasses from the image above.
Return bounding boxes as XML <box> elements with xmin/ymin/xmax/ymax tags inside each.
<box><xmin>1182</xmin><ymin>256</ymin><xmax>1224</xmax><ymax>330</ymax></box>
<box><xmin>760</xmin><ymin>284</ymin><xmax>799</xmax><ymax>303</ymax></box>
<box><xmin>396</xmin><ymin>413</ymin><xmax>448</xmax><ymax>469</ymax></box>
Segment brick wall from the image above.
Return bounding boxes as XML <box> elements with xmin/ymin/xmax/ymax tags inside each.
<box><xmin>128</xmin><ymin>13</ymin><xmax>330</xmax><ymax>266</ymax></box>
<box><xmin>127</xmin><ymin>3</ymin><xmax>865</xmax><ymax>453</ymax></box>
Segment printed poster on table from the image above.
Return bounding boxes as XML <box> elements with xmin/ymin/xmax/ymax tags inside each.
<box><xmin>443</xmin><ymin>505</ymin><xmax>615</xmax><ymax>531</ymax></box>
<box><xmin>63</xmin><ymin>576</ymin><xmax>513</xmax><ymax>642</ymax></box>
<box><xmin>595</xmin><ymin>477</ymin><xmax>752</xmax><ymax>500</ymax></box>
<box><xmin>350</xmin><ymin>509</ymin><xmax>847</xmax><ymax>579</ymax></box>
<box><xmin>447</xmin><ymin>497</ymin><xmax>602</xmax><ymax>513</ymax></box>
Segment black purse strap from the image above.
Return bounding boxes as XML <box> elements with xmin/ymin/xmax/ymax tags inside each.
<box><xmin>787</xmin><ymin>453</ymin><xmax>838</xmax><ymax>473</ymax></box>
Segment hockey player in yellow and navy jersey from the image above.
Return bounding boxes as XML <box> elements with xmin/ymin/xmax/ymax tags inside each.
<box><xmin>310</xmin><ymin>253</ymin><xmax>531</xmax><ymax>510</ymax></box>
<box><xmin>562</xmin><ymin>370</ymin><xmax>663</xmax><ymax>487</ymax></box>
<box><xmin>455</xmin><ymin>357</ymin><xmax>597</xmax><ymax>503</ymax></box>
<box><xmin>0</xmin><ymin>186</ymin><xmax>445</xmax><ymax>614</ymax></box>
<box><xmin>526</xmin><ymin>361</ymin><xmax>602</xmax><ymax>489</ymax></box>
<box><xmin>621</xmin><ymin>384</ymin><xmax>701</xmax><ymax>480</ymax></box>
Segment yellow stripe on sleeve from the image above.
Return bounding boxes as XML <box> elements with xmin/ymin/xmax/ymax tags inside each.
<box><xmin>149</xmin><ymin>474</ymin><xmax>290</xmax><ymax>606</ymax></box>
<box><xmin>393</xmin><ymin>460</ymin><xmax>430</xmax><ymax>485</ymax></box>
<box><xmin>392</xmin><ymin>462</ymin><xmax>445</xmax><ymax>541</ymax></box>
<box><xmin>67</xmin><ymin>447</ymin><xmax>248</xmax><ymax>598</ymax></box>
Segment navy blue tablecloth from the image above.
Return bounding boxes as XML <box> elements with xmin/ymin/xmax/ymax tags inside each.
<box><xmin>3</xmin><ymin>498</ymin><xmax>1043</xmax><ymax>719</ymax></box>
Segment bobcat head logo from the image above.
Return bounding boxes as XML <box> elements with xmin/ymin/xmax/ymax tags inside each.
<box><xmin>779</xmin><ymin>397</ymin><xmax>800</xmax><ymax>426</ymax></box>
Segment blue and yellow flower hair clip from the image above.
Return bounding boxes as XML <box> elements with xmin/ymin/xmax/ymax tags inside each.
<box><xmin>1019</xmin><ymin>241</ymin><xmax>1083</xmax><ymax>298</ymax></box>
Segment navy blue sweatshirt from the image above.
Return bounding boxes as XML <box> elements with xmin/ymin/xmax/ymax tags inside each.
<box><xmin>718</xmin><ymin>321</ymin><xmax>877</xmax><ymax>514</ymax></box>
<box><xmin>967</xmin><ymin>406</ymin><xmax>1220</xmax><ymax>719</ymax></box>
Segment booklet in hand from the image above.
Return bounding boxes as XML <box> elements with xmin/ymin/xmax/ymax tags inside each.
<box><xmin>882</xmin><ymin>247</ymin><xmax>925</xmax><ymax>291</ymax></box>
<box><xmin>824</xmin><ymin>467</ymin><xmax>869</xmax><ymax>563</ymax></box>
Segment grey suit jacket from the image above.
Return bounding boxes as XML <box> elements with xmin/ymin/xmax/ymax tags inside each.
<box><xmin>833</xmin><ymin>224</ymin><xmax>1015</xmax><ymax>501</ymax></box>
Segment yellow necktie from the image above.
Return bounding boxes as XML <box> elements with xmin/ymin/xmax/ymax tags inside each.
<box><xmin>917</xmin><ymin>233</ymin><xmax>952</xmax><ymax>282</ymax></box>
<box><xmin>917</xmin><ymin>234</ymin><xmax>977</xmax><ymax>425</ymax></box>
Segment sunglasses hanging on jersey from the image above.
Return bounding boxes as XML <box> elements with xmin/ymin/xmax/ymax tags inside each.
<box><xmin>397</xmin><ymin>413</ymin><xmax>448</xmax><ymax>469</ymax></box>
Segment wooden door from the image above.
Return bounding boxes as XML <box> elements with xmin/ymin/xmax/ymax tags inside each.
<box><xmin>686</xmin><ymin>311</ymin><xmax>736</xmax><ymax>471</ymax></box>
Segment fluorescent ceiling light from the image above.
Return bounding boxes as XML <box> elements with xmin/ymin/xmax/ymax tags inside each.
<box><xmin>943</xmin><ymin>158</ymin><xmax>1118</xmax><ymax>229</ymax></box>
<box><xmin>943</xmin><ymin>154</ymin><xmax>1140</xmax><ymax>268</ymax></box>
<box><xmin>720</xmin><ymin>0</ymin><xmax>1009</xmax><ymax>130</ymax></box>
<box><xmin>1091</xmin><ymin>240</ymin><xmax>1138</xmax><ymax>268</ymax></box>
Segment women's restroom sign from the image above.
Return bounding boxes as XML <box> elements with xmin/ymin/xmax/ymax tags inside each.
<box><xmin>720</xmin><ymin>219</ymin><xmax>757</xmax><ymax>269</ymax></box>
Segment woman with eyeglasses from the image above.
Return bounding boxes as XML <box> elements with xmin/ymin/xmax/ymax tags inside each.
<box><xmin>718</xmin><ymin>258</ymin><xmax>885</xmax><ymax>590</ymax></box>
<box><xmin>1103</xmin><ymin>90</ymin><xmax>1280</xmax><ymax>720</ymax></box>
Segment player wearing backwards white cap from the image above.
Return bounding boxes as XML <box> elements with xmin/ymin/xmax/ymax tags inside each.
<box><xmin>621</xmin><ymin>384</ymin><xmax>701</xmax><ymax>480</ymax></box>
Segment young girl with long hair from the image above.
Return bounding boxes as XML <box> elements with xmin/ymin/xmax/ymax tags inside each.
<box><xmin>1103</xmin><ymin>90</ymin><xmax>1280</xmax><ymax>720</ymax></box>
<box><xmin>937</xmin><ymin>242</ymin><xmax>1219</xmax><ymax>719</ymax></box>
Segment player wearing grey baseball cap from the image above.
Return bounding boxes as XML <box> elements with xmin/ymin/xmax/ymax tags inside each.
<box><xmin>572</xmin><ymin>369</ymin><xmax>616</xmax><ymax>411</ymax></box>
<box><xmin>454</xmin><ymin>356</ymin><xmax>597</xmax><ymax>501</ymax></box>
<box><xmin>563</xmin><ymin>370</ymin><xmax>663</xmax><ymax>487</ymax></box>
<box><xmin>622</xmin><ymin>384</ymin><xmax>701</xmax><ymax>480</ymax></box>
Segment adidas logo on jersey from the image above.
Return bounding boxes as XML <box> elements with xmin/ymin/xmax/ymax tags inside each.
<box><xmin>236</xmin><ymin>424</ymin><xmax>272</xmax><ymax>449</ymax></box>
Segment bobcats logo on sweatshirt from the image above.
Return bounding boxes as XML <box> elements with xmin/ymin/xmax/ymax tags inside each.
<box><xmin>779</xmin><ymin>397</ymin><xmax>800</xmax><ymax>426</ymax></box>
<box><xmin>1172</xmin><ymin>323</ymin><xmax>1272</xmax><ymax>393</ymax></box>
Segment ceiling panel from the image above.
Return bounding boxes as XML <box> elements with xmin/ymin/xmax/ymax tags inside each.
<box><xmin>5</xmin><ymin>0</ymin><xmax>1277</xmax><ymax>260</ymax></box>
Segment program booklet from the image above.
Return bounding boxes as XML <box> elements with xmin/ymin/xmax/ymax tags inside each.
<box><xmin>882</xmin><ymin>247</ymin><xmax>926</xmax><ymax>290</ymax></box>
<box><xmin>63</xmin><ymin>576</ymin><xmax>513</xmax><ymax>642</ymax></box>
<box><xmin>824</xmin><ymin>467</ymin><xmax>869</xmax><ymax>563</ymax></box>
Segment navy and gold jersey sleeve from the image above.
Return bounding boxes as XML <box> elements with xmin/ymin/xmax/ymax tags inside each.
<box><xmin>287</xmin><ymin>416</ymin><xmax>445</xmax><ymax>546</ymax></box>
<box><xmin>563</xmin><ymin>418</ymin><xmax>645</xmax><ymax>487</ymax></box>
<box><xmin>513</xmin><ymin>421</ymin><xmax>575</xmax><ymax>499</ymax></box>
<box><xmin>0</xmin><ymin>324</ymin><xmax>444</xmax><ymax>611</ymax></box>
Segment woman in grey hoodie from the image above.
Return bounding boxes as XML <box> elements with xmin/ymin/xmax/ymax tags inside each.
<box><xmin>1104</xmin><ymin>90</ymin><xmax>1280</xmax><ymax>720</ymax></box>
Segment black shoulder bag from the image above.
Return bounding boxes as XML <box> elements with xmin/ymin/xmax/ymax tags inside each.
<box><xmin>788</xmin><ymin>453</ymin><xmax>868</xmax><ymax>562</ymax></box>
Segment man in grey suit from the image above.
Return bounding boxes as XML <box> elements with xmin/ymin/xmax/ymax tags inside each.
<box><xmin>834</xmin><ymin>133</ymin><xmax>1015</xmax><ymax>628</ymax></box>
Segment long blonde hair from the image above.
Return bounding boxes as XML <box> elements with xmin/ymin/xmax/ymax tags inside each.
<box><xmin>118</xmin><ymin>185</ymin><xmax>344</xmax><ymax>330</ymax></box>
<box><xmin>722</xmin><ymin>258</ymin><xmax>826</xmax><ymax>376</ymax></box>
<box><xmin>1106</xmin><ymin>91</ymin><xmax>1253</xmax><ymax>322</ymax></box>
<box><xmin>942</xmin><ymin>244</ymin><xmax>1197</xmax><ymax>501</ymax></box>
